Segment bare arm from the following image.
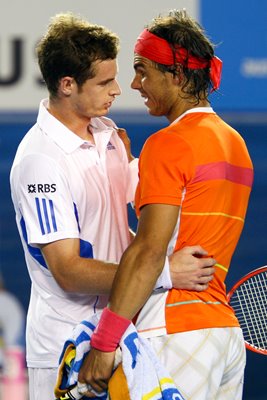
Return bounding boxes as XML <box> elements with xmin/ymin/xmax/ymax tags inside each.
<box><xmin>40</xmin><ymin>238</ymin><xmax>118</xmax><ymax>294</ymax></box>
<box><xmin>40</xmin><ymin>236</ymin><xmax>215</xmax><ymax>296</ymax></box>
<box><xmin>109</xmin><ymin>203</ymin><xmax>178</xmax><ymax>317</ymax></box>
<box><xmin>117</xmin><ymin>128</ymin><xmax>135</xmax><ymax>162</ymax></box>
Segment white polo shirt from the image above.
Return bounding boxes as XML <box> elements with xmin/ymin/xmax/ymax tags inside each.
<box><xmin>10</xmin><ymin>99</ymin><xmax>137</xmax><ymax>368</ymax></box>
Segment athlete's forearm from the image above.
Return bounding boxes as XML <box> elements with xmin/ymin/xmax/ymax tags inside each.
<box><xmin>108</xmin><ymin>242</ymin><xmax>165</xmax><ymax>319</ymax></box>
<box><xmin>57</xmin><ymin>257</ymin><xmax>119</xmax><ymax>294</ymax></box>
<box><xmin>40</xmin><ymin>239</ymin><xmax>118</xmax><ymax>295</ymax></box>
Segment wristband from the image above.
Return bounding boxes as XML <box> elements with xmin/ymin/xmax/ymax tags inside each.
<box><xmin>90</xmin><ymin>308</ymin><xmax>131</xmax><ymax>352</ymax></box>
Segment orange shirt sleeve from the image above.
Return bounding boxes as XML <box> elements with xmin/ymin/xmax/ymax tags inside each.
<box><xmin>136</xmin><ymin>129</ymin><xmax>195</xmax><ymax>211</ymax></box>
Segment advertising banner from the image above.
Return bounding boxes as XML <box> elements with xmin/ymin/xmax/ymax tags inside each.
<box><xmin>0</xmin><ymin>0</ymin><xmax>198</xmax><ymax>112</ymax></box>
<box><xmin>1</xmin><ymin>0</ymin><xmax>266</xmax><ymax>113</ymax></box>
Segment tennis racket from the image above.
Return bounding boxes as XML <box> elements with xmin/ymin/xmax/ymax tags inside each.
<box><xmin>55</xmin><ymin>383</ymin><xmax>100</xmax><ymax>400</ymax></box>
<box><xmin>55</xmin><ymin>386</ymin><xmax>82</xmax><ymax>400</ymax></box>
<box><xmin>227</xmin><ymin>265</ymin><xmax>267</xmax><ymax>355</ymax></box>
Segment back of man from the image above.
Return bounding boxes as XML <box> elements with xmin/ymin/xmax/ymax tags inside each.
<box><xmin>135</xmin><ymin>108</ymin><xmax>253</xmax><ymax>335</ymax></box>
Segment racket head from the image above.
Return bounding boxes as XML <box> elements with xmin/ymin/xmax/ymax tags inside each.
<box><xmin>227</xmin><ymin>266</ymin><xmax>267</xmax><ymax>355</ymax></box>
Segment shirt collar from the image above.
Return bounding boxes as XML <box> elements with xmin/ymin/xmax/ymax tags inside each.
<box><xmin>171</xmin><ymin>107</ymin><xmax>215</xmax><ymax>126</ymax></box>
<box><xmin>37</xmin><ymin>99</ymin><xmax>117</xmax><ymax>154</ymax></box>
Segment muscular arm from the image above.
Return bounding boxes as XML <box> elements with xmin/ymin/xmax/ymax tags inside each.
<box><xmin>109</xmin><ymin>203</ymin><xmax>179</xmax><ymax>318</ymax></box>
<box><xmin>40</xmin><ymin>238</ymin><xmax>118</xmax><ymax>294</ymax></box>
<box><xmin>41</xmin><ymin>215</ymin><xmax>215</xmax><ymax>297</ymax></box>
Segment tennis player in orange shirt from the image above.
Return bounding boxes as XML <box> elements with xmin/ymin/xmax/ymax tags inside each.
<box><xmin>80</xmin><ymin>9</ymin><xmax>253</xmax><ymax>400</ymax></box>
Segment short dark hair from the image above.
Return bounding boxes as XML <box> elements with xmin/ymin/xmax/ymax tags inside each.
<box><xmin>146</xmin><ymin>9</ymin><xmax>216</xmax><ymax>103</ymax></box>
<box><xmin>37</xmin><ymin>12</ymin><xmax>120</xmax><ymax>97</ymax></box>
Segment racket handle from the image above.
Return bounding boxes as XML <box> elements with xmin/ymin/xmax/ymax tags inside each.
<box><xmin>55</xmin><ymin>385</ymin><xmax>83</xmax><ymax>400</ymax></box>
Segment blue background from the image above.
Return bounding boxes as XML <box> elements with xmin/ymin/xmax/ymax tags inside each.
<box><xmin>201</xmin><ymin>0</ymin><xmax>267</xmax><ymax>111</ymax></box>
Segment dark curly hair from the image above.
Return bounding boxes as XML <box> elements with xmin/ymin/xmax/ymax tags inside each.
<box><xmin>146</xmin><ymin>9</ymin><xmax>216</xmax><ymax>103</ymax></box>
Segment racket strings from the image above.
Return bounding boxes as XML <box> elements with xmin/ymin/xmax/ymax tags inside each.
<box><xmin>229</xmin><ymin>271</ymin><xmax>267</xmax><ymax>351</ymax></box>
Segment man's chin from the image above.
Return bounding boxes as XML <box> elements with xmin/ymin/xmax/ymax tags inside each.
<box><xmin>147</xmin><ymin>108</ymin><xmax>162</xmax><ymax>117</ymax></box>
<box><xmin>95</xmin><ymin>108</ymin><xmax>110</xmax><ymax>117</ymax></box>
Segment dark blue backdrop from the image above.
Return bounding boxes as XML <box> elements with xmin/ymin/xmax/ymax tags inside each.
<box><xmin>201</xmin><ymin>0</ymin><xmax>267</xmax><ymax>112</ymax></box>
<box><xmin>0</xmin><ymin>111</ymin><xmax>266</xmax><ymax>399</ymax></box>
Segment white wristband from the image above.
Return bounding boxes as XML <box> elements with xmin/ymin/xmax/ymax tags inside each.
<box><xmin>154</xmin><ymin>256</ymin><xmax>172</xmax><ymax>290</ymax></box>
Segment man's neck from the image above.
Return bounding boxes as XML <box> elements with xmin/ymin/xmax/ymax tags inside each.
<box><xmin>168</xmin><ymin>98</ymin><xmax>210</xmax><ymax>123</ymax></box>
<box><xmin>47</xmin><ymin>98</ymin><xmax>94</xmax><ymax>142</ymax></box>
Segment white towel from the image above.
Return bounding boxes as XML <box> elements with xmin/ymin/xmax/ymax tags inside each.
<box><xmin>54</xmin><ymin>313</ymin><xmax>104</xmax><ymax>400</ymax></box>
<box><xmin>54</xmin><ymin>313</ymin><xmax>185</xmax><ymax>400</ymax></box>
<box><xmin>119</xmin><ymin>324</ymin><xmax>185</xmax><ymax>400</ymax></box>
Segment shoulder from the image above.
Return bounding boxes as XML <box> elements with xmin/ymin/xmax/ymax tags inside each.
<box><xmin>142</xmin><ymin>125</ymin><xmax>191</xmax><ymax>156</ymax></box>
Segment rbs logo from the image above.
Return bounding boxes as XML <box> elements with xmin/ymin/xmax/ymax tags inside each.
<box><xmin>28</xmin><ymin>184</ymin><xmax>56</xmax><ymax>193</ymax></box>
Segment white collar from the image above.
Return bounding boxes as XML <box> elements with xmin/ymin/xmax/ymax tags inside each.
<box><xmin>171</xmin><ymin>107</ymin><xmax>215</xmax><ymax>126</ymax></box>
<box><xmin>37</xmin><ymin>99</ymin><xmax>117</xmax><ymax>154</ymax></box>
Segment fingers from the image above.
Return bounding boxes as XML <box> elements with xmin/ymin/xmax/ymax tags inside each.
<box><xmin>198</xmin><ymin>257</ymin><xmax>216</xmax><ymax>269</ymax></box>
<box><xmin>195</xmin><ymin>267</ymin><xmax>214</xmax><ymax>279</ymax></box>
<box><xmin>183</xmin><ymin>245</ymin><xmax>208</xmax><ymax>256</ymax></box>
<box><xmin>117</xmin><ymin>127</ymin><xmax>128</xmax><ymax>141</ymax></box>
<box><xmin>116</xmin><ymin>127</ymin><xmax>135</xmax><ymax>162</ymax></box>
<box><xmin>92</xmin><ymin>378</ymin><xmax>108</xmax><ymax>392</ymax></box>
<box><xmin>198</xmin><ymin>263</ymin><xmax>216</xmax><ymax>275</ymax></box>
<box><xmin>78</xmin><ymin>380</ymin><xmax>107</xmax><ymax>397</ymax></box>
<box><xmin>78</xmin><ymin>375</ymin><xmax>108</xmax><ymax>394</ymax></box>
<box><xmin>169</xmin><ymin>245</ymin><xmax>217</xmax><ymax>291</ymax></box>
<box><xmin>183</xmin><ymin>244</ymin><xmax>216</xmax><ymax>262</ymax></box>
<box><xmin>194</xmin><ymin>283</ymin><xmax>209</xmax><ymax>292</ymax></box>
<box><xmin>117</xmin><ymin>128</ymin><xmax>131</xmax><ymax>148</ymax></box>
<box><xmin>77</xmin><ymin>348</ymin><xmax>115</xmax><ymax>397</ymax></box>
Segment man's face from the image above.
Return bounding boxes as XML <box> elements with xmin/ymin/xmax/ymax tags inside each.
<box><xmin>71</xmin><ymin>58</ymin><xmax>121</xmax><ymax>118</ymax></box>
<box><xmin>131</xmin><ymin>54</ymin><xmax>177</xmax><ymax>118</ymax></box>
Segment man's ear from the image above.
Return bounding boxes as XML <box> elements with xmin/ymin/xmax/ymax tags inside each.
<box><xmin>59</xmin><ymin>76</ymin><xmax>74</xmax><ymax>96</ymax></box>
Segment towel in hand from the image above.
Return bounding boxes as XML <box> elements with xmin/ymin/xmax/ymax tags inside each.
<box><xmin>54</xmin><ymin>313</ymin><xmax>185</xmax><ymax>400</ymax></box>
<box><xmin>54</xmin><ymin>313</ymin><xmax>105</xmax><ymax>400</ymax></box>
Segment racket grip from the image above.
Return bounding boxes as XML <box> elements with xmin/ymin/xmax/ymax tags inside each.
<box><xmin>55</xmin><ymin>385</ymin><xmax>83</xmax><ymax>400</ymax></box>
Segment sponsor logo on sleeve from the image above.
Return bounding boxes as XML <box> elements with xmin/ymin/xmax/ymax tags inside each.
<box><xmin>28</xmin><ymin>184</ymin><xmax>56</xmax><ymax>193</ymax></box>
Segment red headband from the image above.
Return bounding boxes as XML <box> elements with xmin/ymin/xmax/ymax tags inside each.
<box><xmin>134</xmin><ymin>29</ymin><xmax>222</xmax><ymax>91</ymax></box>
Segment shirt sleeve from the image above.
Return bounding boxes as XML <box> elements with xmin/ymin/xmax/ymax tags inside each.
<box><xmin>137</xmin><ymin>131</ymin><xmax>194</xmax><ymax>210</ymax></box>
<box><xmin>13</xmin><ymin>153</ymin><xmax>79</xmax><ymax>246</ymax></box>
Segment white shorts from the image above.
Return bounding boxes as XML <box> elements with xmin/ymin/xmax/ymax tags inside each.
<box><xmin>28</xmin><ymin>367</ymin><xmax>58</xmax><ymax>400</ymax></box>
<box><xmin>148</xmin><ymin>327</ymin><xmax>246</xmax><ymax>400</ymax></box>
